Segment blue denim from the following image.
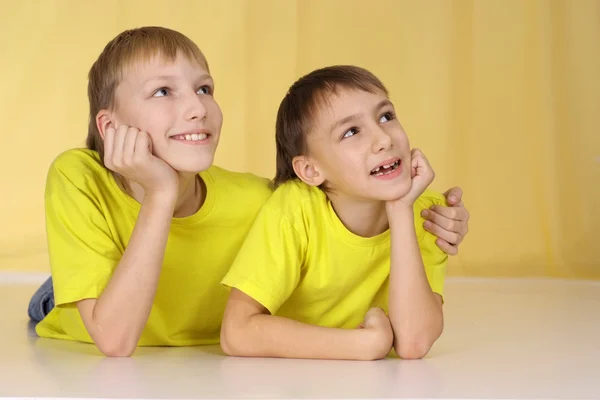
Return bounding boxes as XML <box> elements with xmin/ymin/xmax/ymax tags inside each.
<box><xmin>27</xmin><ymin>277</ymin><xmax>55</xmax><ymax>323</ymax></box>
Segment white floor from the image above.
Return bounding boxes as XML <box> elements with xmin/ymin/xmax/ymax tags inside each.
<box><xmin>0</xmin><ymin>274</ymin><xmax>599</xmax><ymax>400</ymax></box>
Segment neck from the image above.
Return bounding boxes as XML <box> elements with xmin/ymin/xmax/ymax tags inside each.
<box><xmin>327</xmin><ymin>191</ymin><xmax>389</xmax><ymax>238</ymax></box>
<box><xmin>126</xmin><ymin>171</ymin><xmax>205</xmax><ymax>218</ymax></box>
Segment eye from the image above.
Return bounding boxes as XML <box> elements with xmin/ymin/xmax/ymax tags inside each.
<box><xmin>197</xmin><ymin>85</ymin><xmax>213</xmax><ymax>95</ymax></box>
<box><xmin>379</xmin><ymin>111</ymin><xmax>395</xmax><ymax>123</ymax></box>
<box><xmin>152</xmin><ymin>87</ymin><xmax>170</xmax><ymax>97</ymax></box>
<box><xmin>342</xmin><ymin>127</ymin><xmax>359</xmax><ymax>139</ymax></box>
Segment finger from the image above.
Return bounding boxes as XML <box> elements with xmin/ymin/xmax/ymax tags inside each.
<box><xmin>410</xmin><ymin>149</ymin><xmax>420</xmax><ymax>178</ymax></box>
<box><xmin>410</xmin><ymin>149</ymin><xmax>433</xmax><ymax>178</ymax></box>
<box><xmin>133</xmin><ymin>131</ymin><xmax>151</xmax><ymax>163</ymax></box>
<box><xmin>363</xmin><ymin>307</ymin><xmax>385</xmax><ymax>326</ymax></box>
<box><xmin>423</xmin><ymin>218</ymin><xmax>463</xmax><ymax>245</ymax></box>
<box><xmin>112</xmin><ymin>125</ymin><xmax>129</xmax><ymax>168</ymax></box>
<box><xmin>365</xmin><ymin>307</ymin><xmax>385</xmax><ymax>318</ymax></box>
<box><xmin>435</xmin><ymin>238</ymin><xmax>458</xmax><ymax>256</ymax></box>
<box><xmin>422</xmin><ymin>208</ymin><xmax>463</xmax><ymax>231</ymax></box>
<box><xmin>103</xmin><ymin>126</ymin><xmax>115</xmax><ymax>168</ymax></box>
<box><xmin>123</xmin><ymin>127</ymin><xmax>138</xmax><ymax>165</ymax></box>
<box><xmin>443</xmin><ymin>187</ymin><xmax>463</xmax><ymax>206</ymax></box>
<box><xmin>426</xmin><ymin>204</ymin><xmax>470</xmax><ymax>222</ymax></box>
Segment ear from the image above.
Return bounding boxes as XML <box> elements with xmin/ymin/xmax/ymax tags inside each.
<box><xmin>292</xmin><ymin>155</ymin><xmax>325</xmax><ymax>187</ymax></box>
<box><xmin>96</xmin><ymin>109</ymin><xmax>114</xmax><ymax>140</ymax></box>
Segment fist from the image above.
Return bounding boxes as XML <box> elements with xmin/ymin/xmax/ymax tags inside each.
<box><xmin>391</xmin><ymin>148</ymin><xmax>435</xmax><ymax>208</ymax></box>
<box><xmin>360</xmin><ymin>307</ymin><xmax>394</xmax><ymax>360</ymax></box>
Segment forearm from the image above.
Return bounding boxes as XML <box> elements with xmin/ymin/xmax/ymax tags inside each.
<box><xmin>222</xmin><ymin>313</ymin><xmax>381</xmax><ymax>361</ymax></box>
<box><xmin>86</xmin><ymin>192</ymin><xmax>176</xmax><ymax>355</ymax></box>
<box><xmin>388</xmin><ymin>206</ymin><xmax>443</xmax><ymax>359</ymax></box>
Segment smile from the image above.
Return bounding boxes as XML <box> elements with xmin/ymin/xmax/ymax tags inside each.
<box><xmin>171</xmin><ymin>133</ymin><xmax>210</xmax><ymax>142</ymax></box>
<box><xmin>370</xmin><ymin>160</ymin><xmax>400</xmax><ymax>176</ymax></box>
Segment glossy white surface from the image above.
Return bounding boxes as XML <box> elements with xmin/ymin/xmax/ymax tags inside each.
<box><xmin>0</xmin><ymin>275</ymin><xmax>598</xmax><ymax>400</ymax></box>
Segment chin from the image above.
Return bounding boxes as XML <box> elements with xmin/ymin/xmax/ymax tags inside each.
<box><xmin>166</xmin><ymin>154</ymin><xmax>215</xmax><ymax>173</ymax></box>
<box><xmin>378</xmin><ymin>180</ymin><xmax>412</xmax><ymax>202</ymax></box>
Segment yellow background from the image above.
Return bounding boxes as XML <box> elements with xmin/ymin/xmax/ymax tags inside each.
<box><xmin>1</xmin><ymin>0</ymin><xmax>598</xmax><ymax>278</ymax></box>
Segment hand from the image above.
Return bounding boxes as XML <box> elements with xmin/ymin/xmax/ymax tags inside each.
<box><xmin>358</xmin><ymin>307</ymin><xmax>394</xmax><ymax>360</ymax></box>
<box><xmin>421</xmin><ymin>187</ymin><xmax>470</xmax><ymax>255</ymax></box>
<box><xmin>388</xmin><ymin>149</ymin><xmax>435</xmax><ymax>211</ymax></box>
<box><xmin>104</xmin><ymin>125</ymin><xmax>178</xmax><ymax>197</ymax></box>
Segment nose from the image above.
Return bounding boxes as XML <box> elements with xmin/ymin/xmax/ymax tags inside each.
<box><xmin>370</xmin><ymin>125</ymin><xmax>392</xmax><ymax>153</ymax></box>
<box><xmin>183</xmin><ymin>91</ymin><xmax>207</xmax><ymax>121</ymax></box>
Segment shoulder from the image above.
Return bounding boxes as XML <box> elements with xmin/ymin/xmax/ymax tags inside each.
<box><xmin>51</xmin><ymin>148</ymin><xmax>103</xmax><ymax>171</ymax></box>
<box><xmin>203</xmin><ymin>165</ymin><xmax>273</xmax><ymax>200</ymax></box>
<box><xmin>413</xmin><ymin>189</ymin><xmax>447</xmax><ymax>213</ymax></box>
<box><xmin>46</xmin><ymin>148</ymin><xmax>109</xmax><ymax>190</ymax></box>
<box><xmin>413</xmin><ymin>189</ymin><xmax>447</xmax><ymax>249</ymax></box>
<box><xmin>250</xmin><ymin>179</ymin><xmax>327</xmax><ymax>236</ymax></box>
<box><xmin>264</xmin><ymin>179</ymin><xmax>325</xmax><ymax>216</ymax></box>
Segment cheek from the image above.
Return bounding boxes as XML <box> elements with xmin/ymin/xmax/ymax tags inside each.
<box><xmin>207</xmin><ymin>99</ymin><xmax>223</xmax><ymax>127</ymax></box>
<box><xmin>325</xmin><ymin>151</ymin><xmax>362</xmax><ymax>180</ymax></box>
<box><xmin>394</xmin><ymin>132</ymin><xmax>410</xmax><ymax>150</ymax></box>
<box><xmin>115</xmin><ymin>102</ymin><xmax>166</xmax><ymax>132</ymax></box>
<box><xmin>137</xmin><ymin>108</ymin><xmax>172</xmax><ymax>134</ymax></box>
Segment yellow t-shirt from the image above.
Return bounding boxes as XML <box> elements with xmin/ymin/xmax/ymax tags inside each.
<box><xmin>36</xmin><ymin>149</ymin><xmax>273</xmax><ymax>346</ymax></box>
<box><xmin>221</xmin><ymin>180</ymin><xmax>448</xmax><ymax>329</ymax></box>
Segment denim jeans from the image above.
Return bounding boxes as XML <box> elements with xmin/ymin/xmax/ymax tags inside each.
<box><xmin>27</xmin><ymin>277</ymin><xmax>55</xmax><ymax>323</ymax></box>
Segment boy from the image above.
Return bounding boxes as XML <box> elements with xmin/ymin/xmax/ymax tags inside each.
<box><xmin>29</xmin><ymin>26</ymin><xmax>272</xmax><ymax>356</ymax></box>
<box><xmin>29</xmin><ymin>28</ymin><xmax>469</xmax><ymax>357</ymax></box>
<box><xmin>221</xmin><ymin>65</ymin><xmax>453</xmax><ymax>360</ymax></box>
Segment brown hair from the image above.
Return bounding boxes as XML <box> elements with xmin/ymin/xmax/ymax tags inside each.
<box><xmin>273</xmin><ymin>65</ymin><xmax>389</xmax><ymax>187</ymax></box>
<box><xmin>85</xmin><ymin>26</ymin><xmax>209</xmax><ymax>164</ymax></box>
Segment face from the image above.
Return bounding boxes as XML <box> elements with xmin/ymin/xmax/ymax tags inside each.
<box><xmin>299</xmin><ymin>88</ymin><xmax>412</xmax><ymax>202</ymax></box>
<box><xmin>105</xmin><ymin>51</ymin><xmax>223</xmax><ymax>173</ymax></box>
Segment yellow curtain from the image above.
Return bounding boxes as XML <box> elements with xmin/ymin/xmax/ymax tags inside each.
<box><xmin>1</xmin><ymin>0</ymin><xmax>598</xmax><ymax>278</ymax></box>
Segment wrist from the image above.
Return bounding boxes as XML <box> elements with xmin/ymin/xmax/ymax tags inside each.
<box><xmin>386</xmin><ymin>202</ymin><xmax>414</xmax><ymax>224</ymax></box>
<box><xmin>143</xmin><ymin>190</ymin><xmax>177</xmax><ymax>209</ymax></box>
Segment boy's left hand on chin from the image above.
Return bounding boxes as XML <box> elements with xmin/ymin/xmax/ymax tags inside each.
<box><xmin>421</xmin><ymin>187</ymin><xmax>470</xmax><ymax>255</ymax></box>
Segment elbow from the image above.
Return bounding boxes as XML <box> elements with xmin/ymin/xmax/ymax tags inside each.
<box><xmin>220</xmin><ymin>326</ymin><xmax>235</xmax><ymax>356</ymax></box>
<box><xmin>394</xmin><ymin>327</ymin><xmax>443</xmax><ymax>360</ymax></box>
<box><xmin>94</xmin><ymin>335</ymin><xmax>137</xmax><ymax>357</ymax></box>
<box><xmin>220</xmin><ymin>318</ymin><xmax>254</xmax><ymax>357</ymax></box>
<box><xmin>395</xmin><ymin>340</ymin><xmax>433</xmax><ymax>360</ymax></box>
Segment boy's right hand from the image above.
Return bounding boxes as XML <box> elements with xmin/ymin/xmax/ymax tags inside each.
<box><xmin>104</xmin><ymin>125</ymin><xmax>179</xmax><ymax>197</ymax></box>
<box><xmin>359</xmin><ymin>307</ymin><xmax>394</xmax><ymax>359</ymax></box>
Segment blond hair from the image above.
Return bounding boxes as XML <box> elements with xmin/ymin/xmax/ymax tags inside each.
<box><xmin>86</xmin><ymin>26</ymin><xmax>209</xmax><ymax>163</ymax></box>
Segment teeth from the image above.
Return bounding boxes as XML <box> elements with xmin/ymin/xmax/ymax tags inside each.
<box><xmin>175</xmin><ymin>133</ymin><xmax>209</xmax><ymax>141</ymax></box>
<box><xmin>371</xmin><ymin>160</ymin><xmax>400</xmax><ymax>176</ymax></box>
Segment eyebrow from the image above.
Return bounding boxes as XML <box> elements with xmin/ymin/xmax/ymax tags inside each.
<box><xmin>144</xmin><ymin>73</ymin><xmax>213</xmax><ymax>85</ymax></box>
<box><xmin>329</xmin><ymin>99</ymin><xmax>393</xmax><ymax>134</ymax></box>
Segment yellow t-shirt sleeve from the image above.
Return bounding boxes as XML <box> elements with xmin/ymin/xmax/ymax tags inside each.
<box><xmin>221</xmin><ymin>205</ymin><xmax>306</xmax><ymax>315</ymax></box>
<box><xmin>45</xmin><ymin>161</ymin><xmax>121</xmax><ymax>307</ymax></box>
<box><xmin>414</xmin><ymin>191</ymin><xmax>449</xmax><ymax>297</ymax></box>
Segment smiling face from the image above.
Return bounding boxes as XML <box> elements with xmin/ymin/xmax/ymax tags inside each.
<box><xmin>101</xmin><ymin>51</ymin><xmax>223</xmax><ymax>173</ymax></box>
<box><xmin>294</xmin><ymin>87</ymin><xmax>412</xmax><ymax>202</ymax></box>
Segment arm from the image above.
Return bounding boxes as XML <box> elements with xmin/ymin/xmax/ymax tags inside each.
<box><xmin>220</xmin><ymin>191</ymin><xmax>393</xmax><ymax>361</ymax></box>
<box><xmin>77</xmin><ymin>126</ymin><xmax>179</xmax><ymax>356</ymax></box>
<box><xmin>387</xmin><ymin>206</ymin><xmax>444</xmax><ymax>359</ymax></box>
<box><xmin>77</xmin><ymin>191</ymin><xmax>176</xmax><ymax>357</ymax></box>
<box><xmin>386</xmin><ymin>149</ymin><xmax>444</xmax><ymax>359</ymax></box>
<box><xmin>220</xmin><ymin>289</ymin><xmax>393</xmax><ymax>361</ymax></box>
<box><xmin>72</xmin><ymin>125</ymin><xmax>178</xmax><ymax>356</ymax></box>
